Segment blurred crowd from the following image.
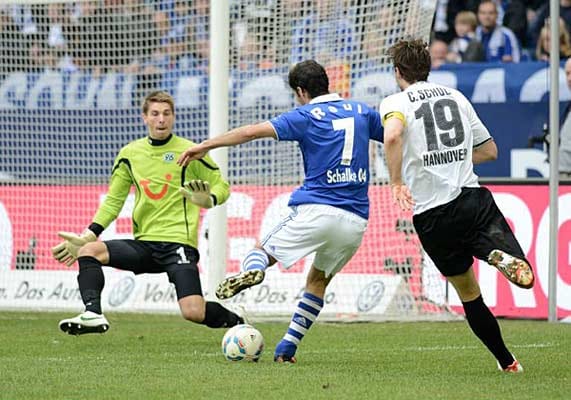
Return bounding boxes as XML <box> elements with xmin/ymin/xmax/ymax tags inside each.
<box><xmin>0</xmin><ymin>0</ymin><xmax>210</xmax><ymax>76</ymax></box>
<box><xmin>0</xmin><ymin>0</ymin><xmax>567</xmax><ymax>80</ymax></box>
<box><xmin>430</xmin><ymin>0</ymin><xmax>571</xmax><ymax>68</ymax></box>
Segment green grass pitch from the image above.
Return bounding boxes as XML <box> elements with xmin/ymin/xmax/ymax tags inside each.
<box><xmin>0</xmin><ymin>312</ymin><xmax>569</xmax><ymax>400</ymax></box>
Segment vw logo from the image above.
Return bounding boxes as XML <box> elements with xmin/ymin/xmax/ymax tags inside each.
<box><xmin>108</xmin><ymin>276</ymin><xmax>135</xmax><ymax>307</ymax></box>
<box><xmin>357</xmin><ymin>281</ymin><xmax>385</xmax><ymax>312</ymax></box>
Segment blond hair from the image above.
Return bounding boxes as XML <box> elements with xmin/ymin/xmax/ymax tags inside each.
<box><xmin>455</xmin><ymin>11</ymin><xmax>478</xmax><ymax>31</ymax></box>
<box><xmin>536</xmin><ymin>18</ymin><xmax>571</xmax><ymax>60</ymax></box>
<box><xmin>142</xmin><ymin>91</ymin><xmax>175</xmax><ymax>114</ymax></box>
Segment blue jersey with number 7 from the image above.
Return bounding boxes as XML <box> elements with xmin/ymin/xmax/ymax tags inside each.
<box><xmin>269</xmin><ymin>93</ymin><xmax>383</xmax><ymax>219</ymax></box>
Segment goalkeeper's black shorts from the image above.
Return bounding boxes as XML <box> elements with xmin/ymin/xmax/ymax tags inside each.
<box><xmin>413</xmin><ymin>187</ymin><xmax>530</xmax><ymax>277</ymax></box>
<box><xmin>105</xmin><ymin>240</ymin><xmax>202</xmax><ymax>299</ymax></box>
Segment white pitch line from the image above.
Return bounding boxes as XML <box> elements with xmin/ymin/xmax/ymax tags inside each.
<box><xmin>296</xmin><ymin>342</ymin><xmax>557</xmax><ymax>356</ymax></box>
<box><xmin>402</xmin><ymin>342</ymin><xmax>556</xmax><ymax>352</ymax></box>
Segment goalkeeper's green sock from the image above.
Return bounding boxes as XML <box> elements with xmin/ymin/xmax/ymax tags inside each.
<box><xmin>77</xmin><ymin>256</ymin><xmax>104</xmax><ymax>315</ymax></box>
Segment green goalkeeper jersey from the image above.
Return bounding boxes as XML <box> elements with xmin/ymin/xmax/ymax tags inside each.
<box><xmin>92</xmin><ymin>134</ymin><xmax>229</xmax><ymax>248</ymax></box>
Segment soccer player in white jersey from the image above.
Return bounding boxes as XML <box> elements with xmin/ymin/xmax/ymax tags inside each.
<box><xmin>178</xmin><ymin>60</ymin><xmax>383</xmax><ymax>363</ymax></box>
<box><xmin>380</xmin><ymin>39</ymin><xmax>534</xmax><ymax>373</ymax></box>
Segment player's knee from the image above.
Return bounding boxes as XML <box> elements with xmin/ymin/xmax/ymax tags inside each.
<box><xmin>305</xmin><ymin>270</ymin><xmax>329</xmax><ymax>297</ymax></box>
<box><xmin>459</xmin><ymin>288</ymin><xmax>481</xmax><ymax>302</ymax></box>
<box><xmin>449</xmin><ymin>280</ymin><xmax>481</xmax><ymax>302</ymax></box>
<box><xmin>180</xmin><ymin>304</ymin><xmax>205</xmax><ymax>323</ymax></box>
<box><xmin>453</xmin><ymin>282</ymin><xmax>481</xmax><ymax>302</ymax></box>
<box><xmin>78</xmin><ymin>242</ymin><xmax>106</xmax><ymax>261</ymax></box>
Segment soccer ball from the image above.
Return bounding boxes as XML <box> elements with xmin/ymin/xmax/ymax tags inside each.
<box><xmin>221</xmin><ymin>324</ymin><xmax>264</xmax><ymax>362</ymax></box>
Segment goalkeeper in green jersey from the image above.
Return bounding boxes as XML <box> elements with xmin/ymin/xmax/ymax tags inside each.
<box><xmin>51</xmin><ymin>91</ymin><xmax>245</xmax><ymax>335</ymax></box>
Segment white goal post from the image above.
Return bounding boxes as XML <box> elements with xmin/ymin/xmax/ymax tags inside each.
<box><xmin>0</xmin><ymin>0</ymin><xmax>453</xmax><ymax>321</ymax></box>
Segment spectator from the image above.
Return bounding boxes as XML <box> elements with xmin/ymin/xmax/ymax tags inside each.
<box><xmin>69</xmin><ymin>0</ymin><xmax>133</xmax><ymax>74</ymax></box>
<box><xmin>122</xmin><ymin>0</ymin><xmax>159</xmax><ymax>70</ymax></box>
<box><xmin>529</xmin><ymin>0</ymin><xmax>571</xmax><ymax>51</ymax></box>
<box><xmin>169</xmin><ymin>0</ymin><xmax>191</xmax><ymax>40</ymax></box>
<box><xmin>535</xmin><ymin>17</ymin><xmax>571</xmax><ymax>61</ymax></box>
<box><xmin>447</xmin><ymin>11</ymin><xmax>485</xmax><ymax>62</ymax></box>
<box><xmin>153</xmin><ymin>9</ymin><xmax>171</xmax><ymax>45</ymax></box>
<box><xmin>11</xmin><ymin>4</ymin><xmax>39</xmax><ymax>34</ymax></box>
<box><xmin>236</xmin><ymin>23</ymin><xmax>276</xmax><ymax>72</ymax></box>
<box><xmin>26</xmin><ymin>37</ymin><xmax>49</xmax><ymax>73</ymax></box>
<box><xmin>356</xmin><ymin>23</ymin><xmax>386</xmax><ymax>73</ymax></box>
<box><xmin>314</xmin><ymin>0</ymin><xmax>356</xmax><ymax>61</ymax></box>
<box><xmin>0</xmin><ymin>9</ymin><xmax>25</xmax><ymax>75</ymax></box>
<box><xmin>45</xmin><ymin>3</ymin><xmax>66</xmax><ymax>48</ymax></box>
<box><xmin>476</xmin><ymin>0</ymin><xmax>521</xmax><ymax>62</ymax></box>
<box><xmin>560</xmin><ymin>57</ymin><xmax>571</xmax><ymax>178</ymax></box>
<box><xmin>315</xmin><ymin>1</ymin><xmax>356</xmax><ymax>98</ymax></box>
<box><xmin>286</xmin><ymin>0</ymin><xmax>355</xmax><ymax>64</ymax></box>
<box><xmin>44</xmin><ymin>3</ymin><xmax>76</xmax><ymax>72</ymax></box>
<box><xmin>66</xmin><ymin>0</ymin><xmax>98</xmax><ymax>71</ymax></box>
<box><xmin>433</xmin><ymin>0</ymin><xmax>455</xmax><ymax>43</ymax></box>
<box><xmin>376</xmin><ymin>4</ymin><xmax>401</xmax><ymax>48</ymax></box>
<box><xmin>525</xmin><ymin>0</ymin><xmax>553</xmax><ymax>25</ymax></box>
<box><xmin>503</xmin><ymin>0</ymin><xmax>531</xmax><ymax>47</ymax></box>
<box><xmin>433</xmin><ymin>0</ymin><xmax>481</xmax><ymax>44</ymax></box>
<box><xmin>430</xmin><ymin>39</ymin><xmax>449</xmax><ymax>69</ymax></box>
<box><xmin>188</xmin><ymin>0</ymin><xmax>209</xmax><ymax>72</ymax></box>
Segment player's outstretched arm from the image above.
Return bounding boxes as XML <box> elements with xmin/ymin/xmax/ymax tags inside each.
<box><xmin>51</xmin><ymin>230</ymin><xmax>97</xmax><ymax>267</ymax></box>
<box><xmin>177</xmin><ymin>144</ymin><xmax>209</xmax><ymax>166</ymax></box>
<box><xmin>177</xmin><ymin>122</ymin><xmax>277</xmax><ymax>166</ymax></box>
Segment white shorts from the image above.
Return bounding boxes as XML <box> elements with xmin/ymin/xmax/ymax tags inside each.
<box><xmin>261</xmin><ymin>204</ymin><xmax>368</xmax><ymax>277</ymax></box>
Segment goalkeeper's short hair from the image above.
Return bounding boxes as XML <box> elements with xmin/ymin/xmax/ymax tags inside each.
<box><xmin>142</xmin><ymin>91</ymin><xmax>175</xmax><ymax>115</ymax></box>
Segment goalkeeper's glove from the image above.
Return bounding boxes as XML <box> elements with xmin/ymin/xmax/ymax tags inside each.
<box><xmin>179</xmin><ymin>180</ymin><xmax>214</xmax><ymax>208</ymax></box>
<box><xmin>51</xmin><ymin>229</ymin><xmax>97</xmax><ymax>267</ymax></box>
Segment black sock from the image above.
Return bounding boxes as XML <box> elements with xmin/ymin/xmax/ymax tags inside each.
<box><xmin>77</xmin><ymin>256</ymin><xmax>105</xmax><ymax>315</ymax></box>
<box><xmin>202</xmin><ymin>302</ymin><xmax>242</xmax><ymax>328</ymax></box>
<box><xmin>462</xmin><ymin>295</ymin><xmax>514</xmax><ymax>369</ymax></box>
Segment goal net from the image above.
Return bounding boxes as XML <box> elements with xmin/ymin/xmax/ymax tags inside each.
<box><xmin>0</xmin><ymin>0</ymin><xmax>452</xmax><ymax>320</ymax></box>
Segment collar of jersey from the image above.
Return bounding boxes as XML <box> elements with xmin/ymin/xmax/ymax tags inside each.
<box><xmin>406</xmin><ymin>81</ymin><xmax>428</xmax><ymax>91</ymax></box>
<box><xmin>309</xmin><ymin>93</ymin><xmax>342</xmax><ymax>104</ymax></box>
<box><xmin>147</xmin><ymin>134</ymin><xmax>173</xmax><ymax>146</ymax></box>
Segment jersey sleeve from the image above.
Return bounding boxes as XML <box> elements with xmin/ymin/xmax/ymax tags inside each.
<box><xmin>368</xmin><ymin>108</ymin><xmax>384</xmax><ymax>142</ymax></box>
<box><xmin>269</xmin><ymin>109</ymin><xmax>308</xmax><ymax>141</ymax></box>
<box><xmin>187</xmin><ymin>153</ymin><xmax>230</xmax><ymax>206</ymax></box>
<box><xmin>379</xmin><ymin>95</ymin><xmax>406</xmax><ymax>127</ymax></box>
<box><xmin>464</xmin><ymin>98</ymin><xmax>492</xmax><ymax>147</ymax></box>
<box><xmin>92</xmin><ymin>146</ymin><xmax>133</xmax><ymax>229</ymax></box>
<box><xmin>502</xmin><ymin>28</ymin><xmax>520</xmax><ymax>62</ymax></box>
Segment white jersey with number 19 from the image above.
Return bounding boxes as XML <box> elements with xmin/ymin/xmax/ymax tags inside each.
<box><xmin>379</xmin><ymin>81</ymin><xmax>492</xmax><ymax>215</ymax></box>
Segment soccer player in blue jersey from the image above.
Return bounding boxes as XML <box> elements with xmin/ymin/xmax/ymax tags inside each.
<box><xmin>178</xmin><ymin>60</ymin><xmax>383</xmax><ymax>363</ymax></box>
